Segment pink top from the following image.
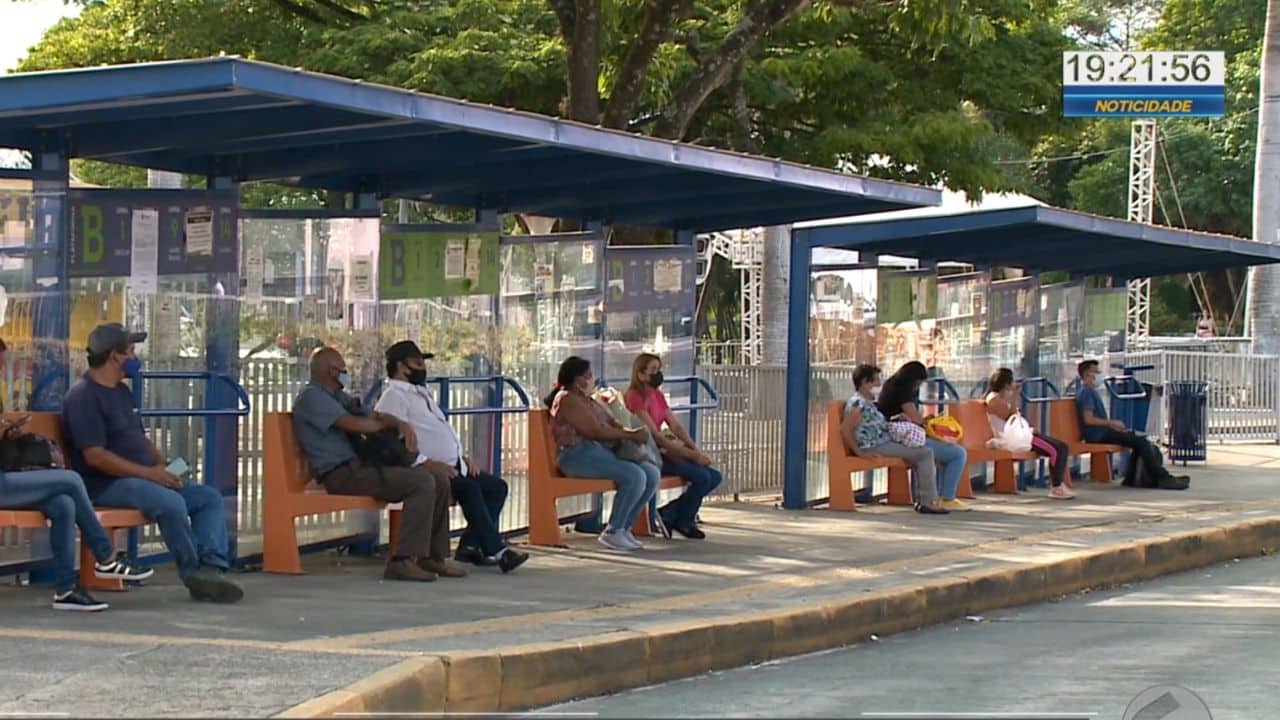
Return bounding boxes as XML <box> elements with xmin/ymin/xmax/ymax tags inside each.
<box><xmin>549</xmin><ymin>390</ymin><xmax>614</xmax><ymax>450</ymax></box>
<box><xmin>625</xmin><ymin>387</ymin><xmax>670</xmax><ymax>428</ymax></box>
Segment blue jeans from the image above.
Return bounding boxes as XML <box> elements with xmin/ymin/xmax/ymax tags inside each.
<box><xmin>926</xmin><ymin>438</ymin><xmax>968</xmax><ymax>500</ymax></box>
<box><xmin>558</xmin><ymin>441</ymin><xmax>660</xmax><ymax>533</ymax></box>
<box><xmin>0</xmin><ymin>469</ymin><xmax>115</xmax><ymax>594</ymax></box>
<box><xmin>658</xmin><ymin>459</ymin><xmax>723</xmax><ymax>529</ymax></box>
<box><xmin>452</xmin><ymin>471</ymin><xmax>509</xmax><ymax>558</ymax></box>
<box><xmin>95</xmin><ymin>479</ymin><xmax>230</xmax><ymax>577</ymax></box>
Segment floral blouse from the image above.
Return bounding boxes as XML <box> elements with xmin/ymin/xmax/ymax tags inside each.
<box><xmin>844</xmin><ymin>394</ymin><xmax>890</xmax><ymax>449</ymax></box>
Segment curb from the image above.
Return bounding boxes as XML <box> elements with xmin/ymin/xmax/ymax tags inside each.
<box><xmin>276</xmin><ymin>516</ymin><xmax>1280</xmax><ymax>717</ymax></box>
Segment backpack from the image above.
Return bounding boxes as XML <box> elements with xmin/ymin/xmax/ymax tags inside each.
<box><xmin>1125</xmin><ymin>445</ymin><xmax>1189</xmax><ymax>490</ymax></box>
<box><xmin>349</xmin><ymin>428</ymin><xmax>415</xmax><ymax>469</ymax></box>
<box><xmin>0</xmin><ymin>431</ymin><xmax>61</xmax><ymax>471</ymax></box>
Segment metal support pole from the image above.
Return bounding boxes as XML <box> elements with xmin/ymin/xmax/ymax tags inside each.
<box><xmin>206</xmin><ymin>175</ymin><xmax>242</xmax><ymax>559</ymax></box>
<box><xmin>782</xmin><ymin>231</ymin><xmax>812</xmax><ymax>509</ymax></box>
<box><xmin>30</xmin><ymin>151</ymin><xmax>70</xmax><ymax>412</ymax></box>
<box><xmin>1126</xmin><ymin>119</ymin><xmax>1157</xmax><ymax>349</ymax></box>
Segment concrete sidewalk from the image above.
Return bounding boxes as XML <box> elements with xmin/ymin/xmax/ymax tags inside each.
<box><xmin>0</xmin><ymin>445</ymin><xmax>1277</xmax><ymax>717</ymax></box>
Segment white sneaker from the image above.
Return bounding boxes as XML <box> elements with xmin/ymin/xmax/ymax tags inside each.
<box><xmin>598</xmin><ymin>530</ymin><xmax>635</xmax><ymax>551</ymax></box>
<box><xmin>1049</xmin><ymin>484</ymin><xmax>1076</xmax><ymax>500</ymax></box>
<box><xmin>620</xmin><ymin>529</ymin><xmax>645</xmax><ymax>550</ymax></box>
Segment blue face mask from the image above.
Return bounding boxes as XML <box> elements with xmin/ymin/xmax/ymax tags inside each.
<box><xmin>337</xmin><ymin>371</ymin><xmax>351</xmax><ymax>388</ymax></box>
<box><xmin>121</xmin><ymin>355</ymin><xmax>142</xmax><ymax>377</ymax></box>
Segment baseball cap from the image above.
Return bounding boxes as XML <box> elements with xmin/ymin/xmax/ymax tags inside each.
<box><xmin>384</xmin><ymin>340</ymin><xmax>435</xmax><ymax>368</ymax></box>
<box><xmin>87</xmin><ymin>323</ymin><xmax>147</xmax><ymax>356</ymax></box>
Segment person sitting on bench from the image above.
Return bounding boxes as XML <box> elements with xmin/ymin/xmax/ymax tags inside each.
<box><xmin>842</xmin><ymin>364</ymin><xmax>947</xmax><ymax>515</ymax></box>
<box><xmin>1075</xmin><ymin>360</ymin><xmax>1189</xmax><ymax>489</ymax></box>
<box><xmin>292</xmin><ymin>347</ymin><xmax>466</xmax><ymax>582</ymax></box>
<box><xmin>62</xmin><ymin>323</ymin><xmax>242</xmax><ymax>604</ymax></box>
<box><xmin>878</xmin><ymin>361</ymin><xmax>969</xmax><ymax>511</ymax></box>
<box><xmin>0</xmin><ymin>420</ymin><xmax>154</xmax><ymax>612</ymax></box>
<box><xmin>985</xmin><ymin>368</ymin><xmax>1074</xmax><ymax>499</ymax></box>
<box><xmin>546</xmin><ymin>356</ymin><xmax>659</xmax><ymax>552</ymax></box>
<box><xmin>374</xmin><ymin>341</ymin><xmax>528</xmax><ymax>574</ymax></box>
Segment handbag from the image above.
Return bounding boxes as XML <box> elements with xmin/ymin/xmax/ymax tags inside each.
<box><xmin>887</xmin><ymin>418</ymin><xmax>926</xmax><ymax>448</ymax></box>
<box><xmin>349</xmin><ymin>428</ymin><xmax>415</xmax><ymax>469</ymax></box>
<box><xmin>591</xmin><ymin>387</ymin><xmax>661</xmax><ymax>466</ymax></box>
<box><xmin>0</xmin><ymin>430</ymin><xmax>61</xmax><ymax>471</ymax></box>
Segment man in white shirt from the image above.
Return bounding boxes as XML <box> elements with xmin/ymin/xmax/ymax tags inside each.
<box><xmin>375</xmin><ymin>341</ymin><xmax>529</xmax><ymax>574</ymax></box>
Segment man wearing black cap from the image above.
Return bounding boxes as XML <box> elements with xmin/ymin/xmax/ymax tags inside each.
<box><xmin>61</xmin><ymin>323</ymin><xmax>243</xmax><ymax>603</ymax></box>
<box><xmin>375</xmin><ymin>341</ymin><xmax>528</xmax><ymax>574</ymax></box>
<box><xmin>293</xmin><ymin>346</ymin><xmax>467</xmax><ymax>582</ymax></box>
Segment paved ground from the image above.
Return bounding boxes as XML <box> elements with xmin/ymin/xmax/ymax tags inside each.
<box><xmin>544</xmin><ymin>554</ymin><xmax>1279</xmax><ymax>719</ymax></box>
<box><xmin>0</xmin><ymin>444</ymin><xmax>1275</xmax><ymax>717</ymax></box>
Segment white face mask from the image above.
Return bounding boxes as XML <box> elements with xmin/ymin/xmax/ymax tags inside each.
<box><xmin>868</xmin><ymin>384</ymin><xmax>883</xmax><ymax>400</ymax></box>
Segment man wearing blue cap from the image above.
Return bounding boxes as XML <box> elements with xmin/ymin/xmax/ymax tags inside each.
<box><xmin>61</xmin><ymin>323</ymin><xmax>243</xmax><ymax>603</ymax></box>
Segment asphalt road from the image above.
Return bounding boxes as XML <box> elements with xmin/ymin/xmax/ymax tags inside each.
<box><xmin>542</xmin><ymin>554</ymin><xmax>1280</xmax><ymax>719</ymax></box>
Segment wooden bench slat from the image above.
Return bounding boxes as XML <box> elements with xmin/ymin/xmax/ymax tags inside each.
<box><xmin>824</xmin><ymin>402</ymin><xmax>912</xmax><ymax>510</ymax></box>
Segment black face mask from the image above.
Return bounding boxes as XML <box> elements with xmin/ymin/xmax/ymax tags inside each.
<box><xmin>648</xmin><ymin>371</ymin><xmax>664</xmax><ymax>388</ymax></box>
<box><xmin>407</xmin><ymin>368</ymin><xmax>428</xmax><ymax>386</ymax></box>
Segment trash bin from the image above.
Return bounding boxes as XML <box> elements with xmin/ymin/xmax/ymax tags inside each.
<box><xmin>1166</xmin><ymin>381</ymin><xmax>1208</xmax><ymax>464</ymax></box>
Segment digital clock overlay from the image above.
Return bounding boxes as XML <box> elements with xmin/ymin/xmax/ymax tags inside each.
<box><xmin>1062</xmin><ymin>51</ymin><xmax>1225</xmax><ymax>118</ymax></box>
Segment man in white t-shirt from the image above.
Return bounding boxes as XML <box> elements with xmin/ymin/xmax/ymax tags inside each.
<box><xmin>374</xmin><ymin>341</ymin><xmax>528</xmax><ymax>574</ymax></box>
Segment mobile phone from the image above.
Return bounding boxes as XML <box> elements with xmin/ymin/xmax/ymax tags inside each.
<box><xmin>166</xmin><ymin>457</ymin><xmax>190</xmax><ymax>478</ymax></box>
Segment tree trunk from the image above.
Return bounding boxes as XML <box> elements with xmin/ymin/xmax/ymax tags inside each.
<box><xmin>1247</xmin><ymin>0</ymin><xmax>1280</xmax><ymax>353</ymax></box>
<box><xmin>601</xmin><ymin>0</ymin><xmax>693</xmax><ymax>129</ymax></box>
<box><xmin>651</xmin><ymin>0</ymin><xmax>810</xmax><ymax>140</ymax></box>
<box><xmin>761</xmin><ymin>225</ymin><xmax>792</xmax><ymax>364</ymax></box>
<box><xmin>566</xmin><ymin>0</ymin><xmax>602</xmax><ymax>123</ymax></box>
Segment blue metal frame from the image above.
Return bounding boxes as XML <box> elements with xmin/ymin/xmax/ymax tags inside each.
<box><xmin>0</xmin><ymin>57</ymin><xmax>940</xmax><ymax>233</ymax></box>
<box><xmin>782</xmin><ymin>236</ymin><xmax>811</xmax><ymax>510</ymax></box>
<box><xmin>796</xmin><ymin>205</ymin><xmax>1280</xmax><ymax>278</ymax></box>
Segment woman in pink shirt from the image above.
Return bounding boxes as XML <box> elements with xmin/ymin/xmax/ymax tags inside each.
<box><xmin>623</xmin><ymin>353</ymin><xmax>722</xmax><ymax>539</ymax></box>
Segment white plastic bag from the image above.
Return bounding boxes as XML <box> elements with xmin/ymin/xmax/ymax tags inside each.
<box><xmin>997</xmin><ymin>413</ymin><xmax>1034</xmax><ymax>453</ymax></box>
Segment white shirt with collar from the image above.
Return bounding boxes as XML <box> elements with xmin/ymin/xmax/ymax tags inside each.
<box><xmin>374</xmin><ymin>378</ymin><xmax>467</xmax><ymax>475</ymax></box>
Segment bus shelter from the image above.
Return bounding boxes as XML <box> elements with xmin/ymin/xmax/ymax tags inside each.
<box><xmin>0</xmin><ymin>57</ymin><xmax>939</xmax><ymax>570</ymax></box>
<box><xmin>782</xmin><ymin>204</ymin><xmax>1280</xmax><ymax>508</ymax></box>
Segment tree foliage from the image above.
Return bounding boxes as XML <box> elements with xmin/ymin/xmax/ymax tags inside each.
<box><xmin>1025</xmin><ymin>0</ymin><xmax>1264</xmax><ymax>335</ymax></box>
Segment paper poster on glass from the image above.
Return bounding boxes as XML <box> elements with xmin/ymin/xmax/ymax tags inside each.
<box><xmin>1083</xmin><ymin>287</ymin><xmax>1127</xmax><ymax>356</ymax></box>
<box><xmin>876</xmin><ymin>269</ymin><xmax>938</xmax><ymax>375</ymax></box>
<box><xmin>603</xmin><ymin>245</ymin><xmax>696</xmax><ymax>394</ymax></box>
<box><xmin>935</xmin><ymin>271</ymin><xmax>991</xmax><ymax>389</ymax></box>
<box><xmin>378</xmin><ymin>230</ymin><xmax>499</xmax><ymax>300</ymax></box>
<box><xmin>811</xmin><ymin>268</ymin><xmax>876</xmax><ymax>365</ymax></box>
<box><xmin>1039</xmin><ymin>282</ymin><xmax>1085</xmax><ymax>387</ymax></box>
<box><xmin>987</xmin><ymin>276</ymin><xmax>1040</xmax><ymax>380</ymax></box>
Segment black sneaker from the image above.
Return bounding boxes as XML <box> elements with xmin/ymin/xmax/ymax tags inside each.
<box><xmin>183</xmin><ymin>567</ymin><xmax>244</xmax><ymax>604</ymax></box>
<box><xmin>497</xmin><ymin>548</ymin><xmax>529</xmax><ymax>574</ymax></box>
<box><xmin>454</xmin><ymin>545</ymin><xmax>497</xmax><ymax>566</ymax></box>
<box><xmin>95</xmin><ymin>552</ymin><xmax>155</xmax><ymax>582</ymax></box>
<box><xmin>52</xmin><ymin>587</ymin><xmax>108</xmax><ymax>612</ymax></box>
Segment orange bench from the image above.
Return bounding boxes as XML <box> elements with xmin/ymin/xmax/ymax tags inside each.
<box><xmin>1048</xmin><ymin>398</ymin><xmax>1123</xmax><ymax>482</ymax></box>
<box><xmin>824</xmin><ymin>401</ymin><xmax>911</xmax><ymax>509</ymax></box>
<box><xmin>0</xmin><ymin>412</ymin><xmax>149</xmax><ymax>592</ymax></box>
<box><xmin>947</xmin><ymin>401</ymin><xmax>1039</xmax><ymax>495</ymax></box>
<box><xmin>527</xmin><ymin>409</ymin><xmax>686</xmax><ymax>547</ymax></box>
<box><xmin>262</xmin><ymin>412</ymin><xmax>403</xmax><ymax>574</ymax></box>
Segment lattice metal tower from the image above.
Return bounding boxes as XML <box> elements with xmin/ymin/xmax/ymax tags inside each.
<box><xmin>1125</xmin><ymin>119</ymin><xmax>1158</xmax><ymax>348</ymax></box>
<box><xmin>697</xmin><ymin>228</ymin><xmax>764</xmax><ymax>364</ymax></box>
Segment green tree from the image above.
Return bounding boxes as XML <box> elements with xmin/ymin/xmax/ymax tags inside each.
<box><xmin>17</xmin><ymin>0</ymin><xmax>1072</xmax><ymax>340</ymax></box>
<box><xmin>1027</xmin><ymin>0</ymin><xmax>1265</xmax><ymax>335</ymax></box>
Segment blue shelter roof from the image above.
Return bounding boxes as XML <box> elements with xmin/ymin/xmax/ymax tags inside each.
<box><xmin>795</xmin><ymin>205</ymin><xmax>1280</xmax><ymax>277</ymax></box>
<box><xmin>0</xmin><ymin>57</ymin><xmax>939</xmax><ymax>231</ymax></box>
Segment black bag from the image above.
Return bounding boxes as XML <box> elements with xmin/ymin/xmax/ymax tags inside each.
<box><xmin>349</xmin><ymin>428</ymin><xmax>414</xmax><ymax>469</ymax></box>
<box><xmin>1125</xmin><ymin>445</ymin><xmax>1189</xmax><ymax>490</ymax></box>
<box><xmin>0</xmin><ymin>431</ymin><xmax>59</xmax><ymax>471</ymax></box>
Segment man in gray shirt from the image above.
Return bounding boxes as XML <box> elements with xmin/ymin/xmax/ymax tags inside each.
<box><xmin>292</xmin><ymin>347</ymin><xmax>465</xmax><ymax>582</ymax></box>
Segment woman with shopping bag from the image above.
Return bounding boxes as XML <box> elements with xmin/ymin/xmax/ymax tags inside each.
<box><xmin>984</xmin><ymin>368</ymin><xmax>1074</xmax><ymax>499</ymax></box>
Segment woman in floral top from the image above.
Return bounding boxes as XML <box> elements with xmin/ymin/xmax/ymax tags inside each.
<box><xmin>840</xmin><ymin>364</ymin><xmax>948</xmax><ymax>515</ymax></box>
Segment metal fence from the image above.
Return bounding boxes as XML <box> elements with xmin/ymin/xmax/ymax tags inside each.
<box><xmin>4</xmin><ymin>349</ymin><xmax>1275</xmax><ymax>569</ymax></box>
<box><xmin>1096</xmin><ymin>350</ymin><xmax>1280</xmax><ymax>444</ymax></box>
